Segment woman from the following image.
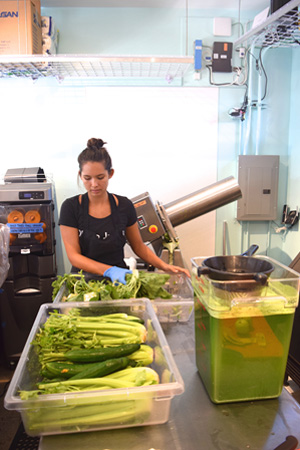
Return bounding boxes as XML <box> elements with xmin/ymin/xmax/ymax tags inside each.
<box><xmin>59</xmin><ymin>138</ymin><xmax>190</xmax><ymax>284</ymax></box>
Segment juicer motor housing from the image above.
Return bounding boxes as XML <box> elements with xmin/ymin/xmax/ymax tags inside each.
<box><xmin>131</xmin><ymin>176</ymin><xmax>242</xmax><ymax>268</ymax></box>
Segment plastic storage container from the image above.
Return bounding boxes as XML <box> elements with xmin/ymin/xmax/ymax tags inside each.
<box><xmin>191</xmin><ymin>255</ymin><xmax>300</xmax><ymax>404</ymax></box>
<box><xmin>152</xmin><ymin>273</ymin><xmax>194</xmax><ymax>322</ymax></box>
<box><xmin>4</xmin><ymin>299</ymin><xmax>184</xmax><ymax>436</ymax></box>
<box><xmin>53</xmin><ymin>273</ymin><xmax>194</xmax><ymax>323</ymax></box>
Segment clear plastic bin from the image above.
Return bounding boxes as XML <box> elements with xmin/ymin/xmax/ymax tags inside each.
<box><xmin>4</xmin><ymin>299</ymin><xmax>184</xmax><ymax>436</ymax></box>
<box><xmin>53</xmin><ymin>273</ymin><xmax>194</xmax><ymax>323</ymax></box>
<box><xmin>191</xmin><ymin>255</ymin><xmax>300</xmax><ymax>404</ymax></box>
<box><xmin>152</xmin><ymin>273</ymin><xmax>194</xmax><ymax>322</ymax></box>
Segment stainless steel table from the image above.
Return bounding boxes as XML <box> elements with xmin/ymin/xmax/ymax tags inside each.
<box><xmin>39</xmin><ymin>317</ymin><xmax>300</xmax><ymax>450</ymax></box>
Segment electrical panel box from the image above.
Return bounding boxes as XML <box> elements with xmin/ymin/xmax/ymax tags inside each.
<box><xmin>212</xmin><ymin>42</ymin><xmax>233</xmax><ymax>73</ymax></box>
<box><xmin>237</xmin><ymin>155</ymin><xmax>279</xmax><ymax>221</ymax></box>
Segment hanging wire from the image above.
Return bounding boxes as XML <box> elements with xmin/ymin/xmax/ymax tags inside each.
<box><xmin>259</xmin><ymin>47</ymin><xmax>268</xmax><ymax>101</ymax></box>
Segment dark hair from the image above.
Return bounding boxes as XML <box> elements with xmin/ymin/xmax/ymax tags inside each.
<box><xmin>78</xmin><ymin>138</ymin><xmax>112</xmax><ymax>173</ymax></box>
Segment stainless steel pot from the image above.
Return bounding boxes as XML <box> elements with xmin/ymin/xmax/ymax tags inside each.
<box><xmin>197</xmin><ymin>245</ymin><xmax>274</xmax><ymax>292</ymax></box>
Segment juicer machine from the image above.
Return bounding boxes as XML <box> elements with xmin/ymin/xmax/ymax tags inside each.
<box><xmin>131</xmin><ymin>176</ymin><xmax>242</xmax><ymax>268</ymax></box>
<box><xmin>0</xmin><ymin>167</ymin><xmax>57</xmax><ymax>365</ymax></box>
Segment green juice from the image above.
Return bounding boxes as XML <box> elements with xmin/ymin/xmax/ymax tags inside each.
<box><xmin>195</xmin><ymin>298</ymin><xmax>295</xmax><ymax>403</ymax></box>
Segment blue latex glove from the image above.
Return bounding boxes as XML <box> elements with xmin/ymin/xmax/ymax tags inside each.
<box><xmin>103</xmin><ymin>266</ymin><xmax>132</xmax><ymax>285</ymax></box>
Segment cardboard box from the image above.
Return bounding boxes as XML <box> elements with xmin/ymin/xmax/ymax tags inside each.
<box><xmin>0</xmin><ymin>0</ymin><xmax>42</xmax><ymax>55</ymax></box>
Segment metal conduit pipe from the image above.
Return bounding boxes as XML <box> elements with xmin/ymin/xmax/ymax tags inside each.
<box><xmin>163</xmin><ymin>176</ymin><xmax>242</xmax><ymax>228</ymax></box>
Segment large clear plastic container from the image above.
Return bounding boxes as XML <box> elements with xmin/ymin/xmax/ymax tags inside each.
<box><xmin>4</xmin><ymin>299</ymin><xmax>184</xmax><ymax>436</ymax></box>
<box><xmin>152</xmin><ymin>273</ymin><xmax>194</xmax><ymax>322</ymax></box>
<box><xmin>53</xmin><ymin>273</ymin><xmax>194</xmax><ymax>323</ymax></box>
<box><xmin>191</xmin><ymin>255</ymin><xmax>300</xmax><ymax>404</ymax></box>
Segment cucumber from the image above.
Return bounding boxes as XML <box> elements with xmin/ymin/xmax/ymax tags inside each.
<box><xmin>45</xmin><ymin>362</ymin><xmax>90</xmax><ymax>379</ymax></box>
<box><xmin>64</xmin><ymin>343</ymin><xmax>140</xmax><ymax>363</ymax></box>
<box><xmin>69</xmin><ymin>356</ymin><xmax>130</xmax><ymax>380</ymax></box>
<box><xmin>41</xmin><ymin>366</ymin><xmax>66</xmax><ymax>380</ymax></box>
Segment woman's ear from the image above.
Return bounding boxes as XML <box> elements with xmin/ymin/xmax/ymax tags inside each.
<box><xmin>109</xmin><ymin>169</ymin><xmax>114</xmax><ymax>179</ymax></box>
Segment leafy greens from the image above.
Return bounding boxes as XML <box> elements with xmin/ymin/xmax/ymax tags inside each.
<box><xmin>52</xmin><ymin>269</ymin><xmax>172</xmax><ymax>302</ymax></box>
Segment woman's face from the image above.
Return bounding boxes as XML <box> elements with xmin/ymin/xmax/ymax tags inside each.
<box><xmin>80</xmin><ymin>161</ymin><xmax>114</xmax><ymax>197</ymax></box>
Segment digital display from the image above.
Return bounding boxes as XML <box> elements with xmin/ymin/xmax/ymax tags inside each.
<box><xmin>19</xmin><ymin>191</ymin><xmax>45</xmax><ymax>200</ymax></box>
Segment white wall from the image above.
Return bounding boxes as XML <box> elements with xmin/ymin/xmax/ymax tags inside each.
<box><xmin>0</xmin><ymin>80</ymin><xmax>219</xmax><ymax>274</ymax></box>
<box><xmin>3</xmin><ymin>5</ymin><xmax>296</xmax><ymax>273</ymax></box>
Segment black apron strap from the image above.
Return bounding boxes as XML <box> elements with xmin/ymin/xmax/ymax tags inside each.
<box><xmin>81</xmin><ymin>193</ymin><xmax>89</xmax><ymax>230</ymax></box>
<box><xmin>108</xmin><ymin>193</ymin><xmax>123</xmax><ymax>242</ymax></box>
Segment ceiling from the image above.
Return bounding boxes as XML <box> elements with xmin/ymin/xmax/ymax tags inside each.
<box><xmin>42</xmin><ymin>0</ymin><xmax>270</xmax><ymax>12</ymax></box>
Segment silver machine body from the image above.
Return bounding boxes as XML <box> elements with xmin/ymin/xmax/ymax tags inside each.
<box><xmin>0</xmin><ymin>167</ymin><xmax>52</xmax><ymax>203</ymax></box>
<box><xmin>131</xmin><ymin>176</ymin><xmax>242</xmax><ymax>268</ymax></box>
<box><xmin>0</xmin><ymin>167</ymin><xmax>57</xmax><ymax>367</ymax></box>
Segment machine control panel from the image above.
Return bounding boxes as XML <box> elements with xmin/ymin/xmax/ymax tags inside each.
<box><xmin>19</xmin><ymin>191</ymin><xmax>45</xmax><ymax>200</ymax></box>
<box><xmin>0</xmin><ymin>182</ymin><xmax>52</xmax><ymax>202</ymax></box>
<box><xmin>131</xmin><ymin>192</ymin><xmax>165</xmax><ymax>243</ymax></box>
<box><xmin>137</xmin><ymin>215</ymin><xmax>147</xmax><ymax>229</ymax></box>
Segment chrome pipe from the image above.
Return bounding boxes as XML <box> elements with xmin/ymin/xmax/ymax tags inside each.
<box><xmin>163</xmin><ymin>176</ymin><xmax>242</xmax><ymax>228</ymax></box>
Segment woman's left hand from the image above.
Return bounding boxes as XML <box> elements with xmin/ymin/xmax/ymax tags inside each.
<box><xmin>162</xmin><ymin>263</ymin><xmax>190</xmax><ymax>278</ymax></box>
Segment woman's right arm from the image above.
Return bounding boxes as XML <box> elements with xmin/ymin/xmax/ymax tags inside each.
<box><xmin>60</xmin><ymin>225</ymin><xmax>111</xmax><ymax>276</ymax></box>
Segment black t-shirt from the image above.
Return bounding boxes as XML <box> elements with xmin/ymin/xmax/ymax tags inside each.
<box><xmin>59</xmin><ymin>194</ymin><xmax>137</xmax><ymax>231</ymax></box>
<box><xmin>59</xmin><ymin>193</ymin><xmax>137</xmax><ymax>267</ymax></box>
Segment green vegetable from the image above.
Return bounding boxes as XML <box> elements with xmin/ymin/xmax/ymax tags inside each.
<box><xmin>52</xmin><ymin>269</ymin><xmax>172</xmax><ymax>302</ymax></box>
<box><xmin>127</xmin><ymin>344</ymin><xmax>154</xmax><ymax>367</ymax></box>
<box><xmin>31</xmin><ymin>312</ymin><xmax>147</xmax><ymax>366</ymax></box>
<box><xmin>162</xmin><ymin>233</ymin><xmax>179</xmax><ymax>265</ymax></box>
<box><xmin>20</xmin><ymin>366</ymin><xmax>159</xmax><ymax>398</ymax></box>
<box><xmin>44</xmin><ymin>361</ymin><xmax>87</xmax><ymax>379</ymax></box>
<box><xmin>69</xmin><ymin>357</ymin><xmax>130</xmax><ymax>380</ymax></box>
<box><xmin>41</xmin><ymin>366</ymin><xmax>64</xmax><ymax>380</ymax></box>
<box><xmin>64</xmin><ymin>343</ymin><xmax>141</xmax><ymax>363</ymax></box>
<box><xmin>24</xmin><ymin>398</ymin><xmax>152</xmax><ymax>432</ymax></box>
<box><xmin>18</xmin><ymin>309</ymin><xmax>160</xmax><ymax>436</ymax></box>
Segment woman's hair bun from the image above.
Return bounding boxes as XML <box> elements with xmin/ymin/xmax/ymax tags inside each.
<box><xmin>87</xmin><ymin>138</ymin><xmax>107</xmax><ymax>149</ymax></box>
<box><xmin>78</xmin><ymin>137</ymin><xmax>112</xmax><ymax>172</ymax></box>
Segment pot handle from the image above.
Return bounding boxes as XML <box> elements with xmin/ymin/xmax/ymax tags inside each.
<box><xmin>253</xmin><ymin>272</ymin><xmax>268</xmax><ymax>285</ymax></box>
<box><xmin>273</xmin><ymin>435</ymin><xmax>298</xmax><ymax>450</ymax></box>
<box><xmin>241</xmin><ymin>244</ymin><xmax>259</xmax><ymax>257</ymax></box>
<box><xmin>197</xmin><ymin>266</ymin><xmax>211</xmax><ymax>277</ymax></box>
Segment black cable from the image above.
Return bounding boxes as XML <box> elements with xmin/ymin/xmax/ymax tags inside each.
<box><xmin>248</xmin><ymin>48</ymin><xmax>268</xmax><ymax>101</ymax></box>
<box><xmin>259</xmin><ymin>47</ymin><xmax>268</xmax><ymax>101</ymax></box>
<box><xmin>206</xmin><ymin>65</ymin><xmax>246</xmax><ymax>87</ymax></box>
